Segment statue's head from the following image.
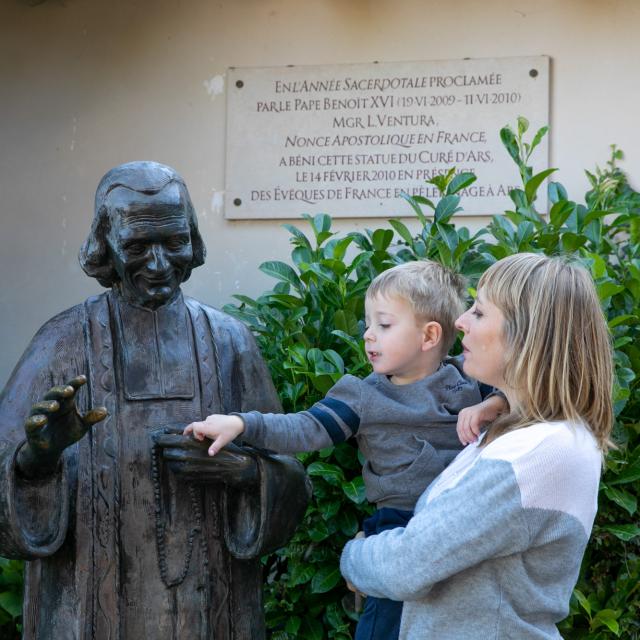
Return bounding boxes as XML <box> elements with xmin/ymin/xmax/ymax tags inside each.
<box><xmin>79</xmin><ymin>161</ymin><xmax>206</xmax><ymax>309</ymax></box>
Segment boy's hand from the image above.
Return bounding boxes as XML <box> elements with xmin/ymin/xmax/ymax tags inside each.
<box><xmin>183</xmin><ymin>415</ymin><xmax>245</xmax><ymax>456</ymax></box>
<box><xmin>456</xmin><ymin>394</ymin><xmax>507</xmax><ymax>445</ymax></box>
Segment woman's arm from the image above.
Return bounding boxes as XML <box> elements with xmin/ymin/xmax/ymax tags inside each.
<box><xmin>340</xmin><ymin>423</ymin><xmax>600</xmax><ymax>602</ymax></box>
<box><xmin>340</xmin><ymin>455</ymin><xmax>530</xmax><ymax>600</ymax></box>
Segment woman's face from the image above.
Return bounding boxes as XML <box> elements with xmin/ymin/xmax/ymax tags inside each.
<box><xmin>455</xmin><ymin>289</ymin><xmax>508</xmax><ymax>392</ymax></box>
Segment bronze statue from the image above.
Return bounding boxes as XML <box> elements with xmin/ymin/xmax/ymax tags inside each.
<box><xmin>0</xmin><ymin>161</ymin><xmax>310</xmax><ymax>639</ymax></box>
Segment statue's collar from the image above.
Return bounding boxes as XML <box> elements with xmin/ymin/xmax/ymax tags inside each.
<box><xmin>110</xmin><ymin>290</ymin><xmax>196</xmax><ymax>400</ymax></box>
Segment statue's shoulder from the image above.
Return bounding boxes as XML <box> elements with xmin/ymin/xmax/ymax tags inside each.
<box><xmin>13</xmin><ymin>293</ymin><xmax>110</xmax><ymax>376</ymax></box>
<box><xmin>32</xmin><ymin>296</ymin><xmax>101</xmax><ymax>342</ymax></box>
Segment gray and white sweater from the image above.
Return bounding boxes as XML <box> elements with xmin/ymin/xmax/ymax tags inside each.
<box><xmin>238</xmin><ymin>356</ymin><xmax>490</xmax><ymax>510</ymax></box>
<box><xmin>340</xmin><ymin>421</ymin><xmax>602</xmax><ymax>639</ymax></box>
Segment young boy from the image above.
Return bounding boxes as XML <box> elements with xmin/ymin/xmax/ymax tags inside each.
<box><xmin>185</xmin><ymin>260</ymin><xmax>506</xmax><ymax>640</ymax></box>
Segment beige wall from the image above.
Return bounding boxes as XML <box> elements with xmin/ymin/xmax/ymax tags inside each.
<box><xmin>1</xmin><ymin>0</ymin><xmax>639</xmax><ymax>387</ymax></box>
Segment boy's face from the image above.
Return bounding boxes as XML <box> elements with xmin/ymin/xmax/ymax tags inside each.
<box><xmin>364</xmin><ymin>293</ymin><xmax>437</xmax><ymax>385</ymax></box>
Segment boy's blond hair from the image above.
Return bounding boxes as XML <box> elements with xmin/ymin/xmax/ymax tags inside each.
<box><xmin>478</xmin><ymin>253</ymin><xmax>614</xmax><ymax>452</ymax></box>
<box><xmin>366</xmin><ymin>260</ymin><xmax>467</xmax><ymax>355</ymax></box>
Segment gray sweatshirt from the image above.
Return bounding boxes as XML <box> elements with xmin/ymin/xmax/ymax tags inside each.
<box><xmin>340</xmin><ymin>421</ymin><xmax>602</xmax><ymax>639</ymax></box>
<box><xmin>238</xmin><ymin>356</ymin><xmax>490</xmax><ymax>510</ymax></box>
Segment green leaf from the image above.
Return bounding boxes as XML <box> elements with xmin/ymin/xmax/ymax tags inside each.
<box><xmin>326</xmin><ymin>235</ymin><xmax>355</xmax><ymax>261</ymax></box>
<box><xmin>284</xmin><ymin>616</ymin><xmax>301</xmax><ymax>634</ymax></box>
<box><xmin>596</xmin><ymin>281</ymin><xmax>625</xmax><ymax>301</ymax></box>
<box><xmin>517</xmin><ymin>116</ymin><xmax>529</xmax><ymax>136</ymax></box>
<box><xmin>500</xmin><ymin>126</ymin><xmax>520</xmax><ymax>164</ymax></box>
<box><xmin>603</xmin><ymin>485</ymin><xmax>637</xmax><ymax>515</ymax></box>
<box><xmin>371</xmin><ymin>228</ymin><xmax>394</xmax><ymax>251</ymax></box>
<box><xmin>601</xmin><ymin>524</ymin><xmax>640</xmax><ymax>541</ymax></box>
<box><xmin>311</xmin><ymin>565</ymin><xmax>342</xmax><ymax>593</ymax></box>
<box><xmin>590</xmin><ymin>608</ymin><xmax>621</xmax><ymax>635</ymax></box>
<box><xmin>336</xmin><ymin>509</ymin><xmax>359</xmax><ymax>536</ymax></box>
<box><xmin>388</xmin><ymin>219</ymin><xmax>415</xmax><ymax>244</ymax></box>
<box><xmin>331</xmin><ymin>329</ymin><xmax>365</xmax><ymax>355</ymax></box>
<box><xmin>529</xmin><ymin>125</ymin><xmax>549</xmax><ymax>154</ymax></box>
<box><xmin>434</xmin><ymin>195</ymin><xmax>462</xmax><ymax>222</ymax></box>
<box><xmin>412</xmin><ymin>195</ymin><xmax>436</xmax><ymax>209</ymax></box>
<box><xmin>310</xmin><ymin>213</ymin><xmax>332</xmax><ymax>236</ymax></box>
<box><xmin>560</xmin><ymin>232</ymin><xmax>586</xmax><ymax>252</ymax></box>
<box><xmin>548</xmin><ymin>181</ymin><xmax>568</xmax><ymax>203</ymax></box>
<box><xmin>342</xmin><ymin>476</ymin><xmax>366</xmax><ymax>504</ymax></box>
<box><xmin>307</xmin><ymin>461</ymin><xmax>345</xmax><ymax>486</ymax></box>
<box><xmin>524</xmin><ymin>168</ymin><xmax>557</xmax><ymax>204</ymax></box>
<box><xmin>446</xmin><ymin>172</ymin><xmax>477</xmax><ymax>196</ymax></box>
<box><xmin>399</xmin><ymin>191</ymin><xmax>427</xmax><ymax>225</ymax></box>
<box><xmin>332</xmin><ymin>311</ymin><xmax>360</xmax><ymax>336</ymax></box>
<box><xmin>608</xmin><ymin>457</ymin><xmax>640</xmax><ymax>485</ymax></box>
<box><xmin>301</xmin><ymin>616</ymin><xmax>325</xmax><ymax>639</ymax></box>
<box><xmin>573</xmin><ymin>588</ymin><xmax>591</xmax><ymax>616</ymax></box>
<box><xmin>282</xmin><ymin>223</ymin><xmax>312</xmax><ymax>249</ymax></box>
<box><xmin>0</xmin><ymin>591</ymin><xmax>21</xmax><ymax>619</ymax></box>
<box><xmin>289</xmin><ymin>562</ymin><xmax>316</xmax><ymax>587</ymax></box>
<box><xmin>609</xmin><ymin>314</ymin><xmax>637</xmax><ymax>329</ymax></box>
<box><xmin>259</xmin><ymin>261</ymin><xmax>302</xmax><ymax>290</ymax></box>
<box><xmin>549</xmin><ymin>200</ymin><xmax>574</xmax><ymax>228</ymax></box>
<box><xmin>323</xmin><ymin>349</ymin><xmax>345</xmax><ymax>374</ymax></box>
<box><xmin>307</xmin><ymin>520</ymin><xmax>331</xmax><ymax>541</ymax></box>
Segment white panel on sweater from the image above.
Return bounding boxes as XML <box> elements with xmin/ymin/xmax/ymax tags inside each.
<box><xmin>426</xmin><ymin>422</ymin><xmax>602</xmax><ymax>534</ymax></box>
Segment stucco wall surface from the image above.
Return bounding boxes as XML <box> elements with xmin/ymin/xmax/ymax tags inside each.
<box><xmin>1</xmin><ymin>0</ymin><xmax>638</xmax><ymax>387</ymax></box>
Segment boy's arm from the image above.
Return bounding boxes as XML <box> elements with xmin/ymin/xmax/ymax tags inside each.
<box><xmin>456</xmin><ymin>394</ymin><xmax>508</xmax><ymax>445</ymax></box>
<box><xmin>184</xmin><ymin>411</ymin><xmax>334</xmax><ymax>455</ymax></box>
<box><xmin>185</xmin><ymin>374</ymin><xmax>364</xmax><ymax>455</ymax></box>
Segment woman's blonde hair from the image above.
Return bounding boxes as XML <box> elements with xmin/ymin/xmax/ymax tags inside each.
<box><xmin>479</xmin><ymin>253</ymin><xmax>614</xmax><ymax>451</ymax></box>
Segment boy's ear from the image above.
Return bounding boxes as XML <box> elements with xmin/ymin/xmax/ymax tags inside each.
<box><xmin>421</xmin><ymin>321</ymin><xmax>443</xmax><ymax>351</ymax></box>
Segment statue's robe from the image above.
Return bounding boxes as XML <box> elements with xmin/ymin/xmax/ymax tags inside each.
<box><xmin>0</xmin><ymin>291</ymin><xmax>308</xmax><ymax>639</ymax></box>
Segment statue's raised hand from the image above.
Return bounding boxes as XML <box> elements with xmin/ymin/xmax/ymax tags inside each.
<box><xmin>16</xmin><ymin>375</ymin><xmax>107</xmax><ymax>478</ymax></box>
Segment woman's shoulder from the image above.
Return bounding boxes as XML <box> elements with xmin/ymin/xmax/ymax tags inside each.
<box><xmin>481</xmin><ymin>421</ymin><xmax>600</xmax><ymax>465</ymax></box>
<box><xmin>483</xmin><ymin>422</ymin><xmax>602</xmax><ymax>533</ymax></box>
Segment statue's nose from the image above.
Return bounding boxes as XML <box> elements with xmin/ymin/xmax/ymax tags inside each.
<box><xmin>147</xmin><ymin>245</ymin><xmax>170</xmax><ymax>273</ymax></box>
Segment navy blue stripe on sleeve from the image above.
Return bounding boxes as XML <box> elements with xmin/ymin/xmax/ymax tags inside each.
<box><xmin>308</xmin><ymin>406</ymin><xmax>346</xmax><ymax>444</ymax></box>
<box><xmin>317</xmin><ymin>398</ymin><xmax>361</xmax><ymax>435</ymax></box>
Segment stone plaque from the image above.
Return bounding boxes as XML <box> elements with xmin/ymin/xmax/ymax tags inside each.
<box><xmin>225</xmin><ymin>56</ymin><xmax>549</xmax><ymax>219</ymax></box>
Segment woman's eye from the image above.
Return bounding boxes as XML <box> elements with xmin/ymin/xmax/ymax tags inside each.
<box><xmin>379</xmin><ymin>324</ymin><xmax>390</xmax><ymax>329</ymax></box>
<box><xmin>471</xmin><ymin>309</ymin><xmax>483</xmax><ymax>318</ymax></box>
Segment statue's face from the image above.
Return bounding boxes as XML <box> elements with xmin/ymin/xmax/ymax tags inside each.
<box><xmin>106</xmin><ymin>183</ymin><xmax>194</xmax><ymax>309</ymax></box>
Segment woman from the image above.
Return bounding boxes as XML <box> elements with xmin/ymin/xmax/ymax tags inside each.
<box><xmin>340</xmin><ymin>253</ymin><xmax>613</xmax><ymax>639</ymax></box>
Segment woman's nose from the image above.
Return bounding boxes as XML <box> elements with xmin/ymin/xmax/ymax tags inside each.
<box><xmin>454</xmin><ymin>312</ymin><xmax>467</xmax><ymax>332</ymax></box>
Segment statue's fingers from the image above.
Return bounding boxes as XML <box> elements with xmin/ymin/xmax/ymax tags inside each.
<box><xmin>29</xmin><ymin>400</ymin><xmax>60</xmax><ymax>416</ymax></box>
<box><xmin>153</xmin><ymin>433</ymin><xmax>204</xmax><ymax>450</ymax></box>
<box><xmin>25</xmin><ymin>413</ymin><xmax>48</xmax><ymax>435</ymax></box>
<box><xmin>43</xmin><ymin>385</ymin><xmax>75</xmax><ymax>402</ymax></box>
<box><xmin>66</xmin><ymin>375</ymin><xmax>87</xmax><ymax>391</ymax></box>
<box><xmin>81</xmin><ymin>407</ymin><xmax>108</xmax><ymax>426</ymax></box>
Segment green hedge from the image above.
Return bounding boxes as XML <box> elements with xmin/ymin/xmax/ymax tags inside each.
<box><xmin>1</xmin><ymin>120</ymin><xmax>638</xmax><ymax>638</ymax></box>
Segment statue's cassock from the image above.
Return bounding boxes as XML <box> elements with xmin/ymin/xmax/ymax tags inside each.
<box><xmin>0</xmin><ymin>290</ymin><xmax>306</xmax><ymax>639</ymax></box>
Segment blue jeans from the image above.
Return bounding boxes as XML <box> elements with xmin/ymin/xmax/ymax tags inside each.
<box><xmin>354</xmin><ymin>507</ymin><xmax>413</xmax><ymax>640</ymax></box>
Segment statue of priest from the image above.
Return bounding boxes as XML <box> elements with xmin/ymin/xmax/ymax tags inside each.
<box><xmin>0</xmin><ymin>161</ymin><xmax>309</xmax><ymax>639</ymax></box>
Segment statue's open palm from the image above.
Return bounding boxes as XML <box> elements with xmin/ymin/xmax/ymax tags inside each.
<box><xmin>17</xmin><ymin>375</ymin><xmax>107</xmax><ymax>478</ymax></box>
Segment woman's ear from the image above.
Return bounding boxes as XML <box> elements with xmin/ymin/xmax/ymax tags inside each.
<box><xmin>422</xmin><ymin>321</ymin><xmax>443</xmax><ymax>352</ymax></box>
